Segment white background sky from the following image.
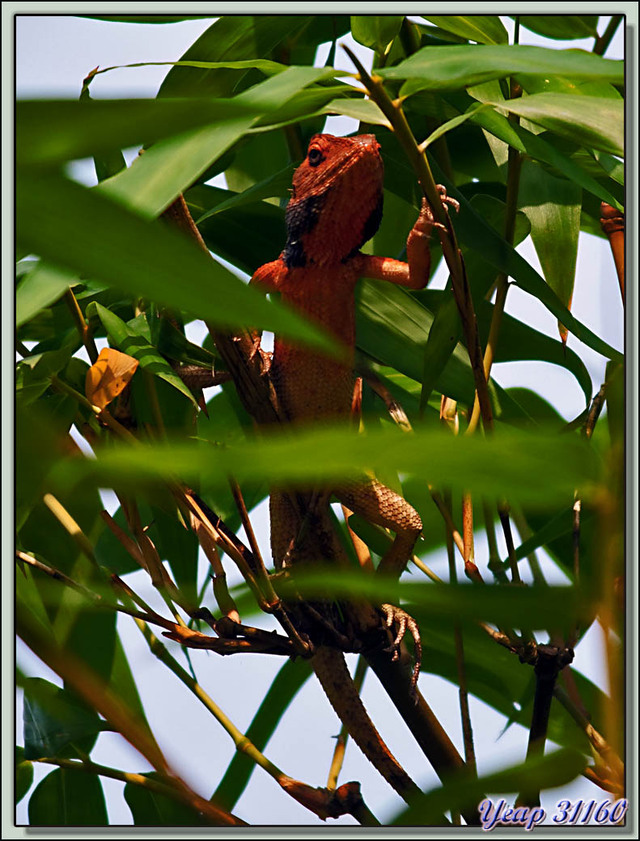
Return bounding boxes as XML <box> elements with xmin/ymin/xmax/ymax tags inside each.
<box><xmin>13</xmin><ymin>11</ymin><xmax>626</xmax><ymax>830</ymax></box>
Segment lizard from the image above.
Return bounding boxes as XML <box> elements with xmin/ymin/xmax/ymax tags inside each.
<box><xmin>247</xmin><ymin>133</ymin><xmax>457</xmax><ymax>803</ymax></box>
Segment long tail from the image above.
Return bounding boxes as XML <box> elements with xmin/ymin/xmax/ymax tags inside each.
<box><xmin>312</xmin><ymin>646</ymin><xmax>420</xmax><ymax>803</ymax></box>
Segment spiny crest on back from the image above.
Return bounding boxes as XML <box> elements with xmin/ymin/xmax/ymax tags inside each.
<box><xmin>283</xmin><ymin>134</ymin><xmax>384</xmax><ymax>268</ymax></box>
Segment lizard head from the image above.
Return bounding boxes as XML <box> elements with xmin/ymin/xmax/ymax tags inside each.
<box><xmin>283</xmin><ymin>134</ymin><xmax>384</xmax><ymax>268</ymax></box>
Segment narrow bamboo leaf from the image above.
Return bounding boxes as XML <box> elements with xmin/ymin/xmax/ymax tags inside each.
<box><xmin>87</xmin><ymin>58</ymin><xmax>288</xmax><ymax>80</ymax></box>
<box><xmin>78</xmin><ymin>83</ymin><xmax>127</xmax><ymax>183</ymax></box>
<box><xmin>519</xmin><ymin>161</ymin><xmax>582</xmax><ymax>343</ymax></box>
<box><xmin>16</xmin><ymin>263</ymin><xmax>77</xmax><ymax>328</ymax></box>
<box><xmin>468</xmin><ymin>102</ymin><xmax>622</xmax><ymax>209</ymax></box>
<box><xmin>503</xmin><ymin>505</ymin><xmax>576</xmax><ymax>567</ymax></box>
<box><xmin>16</xmin><ymin>98</ymin><xmax>259</xmax><ymax>168</ymax></box>
<box><xmin>149</xmin><ymin>503</ymin><xmax>199</xmax><ymax>605</ymax></box>
<box><xmin>360</xmin><ymin>279</ymin><xmax>592</xmax><ymax>409</ymax></box>
<box><xmin>51</xmin><ymin>424</ymin><xmax>600</xmax><ymax>510</ymax></box>
<box><xmin>250</xmin><ymin>83</ymin><xmax>356</xmax><ymax>131</ymax></box>
<box><xmin>16</xmin><ymin>746</ymin><xmax>34</xmax><ymax>803</ymax></box>
<box><xmin>419</xmin><ymin>288</ymin><xmax>460</xmax><ymax>411</ymax></box>
<box><xmin>16</xmin><ymin>170</ymin><xmax>336</xmax><ymax>352</ymax></box>
<box><xmin>324</xmin><ymin>97</ymin><xmax>391</xmax><ymax>127</ymax></box>
<box><xmin>393</xmin><ymin>749</ymin><xmax>586</xmax><ymax>824</ymax></box>
<box><xmin>124</xmin><ymin>772</ymin><xmax>206</xmax><ymax>825</ymax></box>
<box><xmin>351</xmin><ymin>16</ymin><xmax>404</xmax><ymax>53</ymax></box>
<box><xmin>606</xmin><ymin>360</ymin><xmax>624</xmax><ymax>446</ymax></box>
<box><xmin>416</xmin><ymin>288</ymin><xmax>593</xmax><ymax>403</ymax></box>
<box><xmin>196</xmin><ymin>165</ymin><xmax>294</xmax><ymax>222</ymax></box>
<box><xmin>28</xmin><ymin>768</ymin><xmax>108</xmax><ymax>826</ymax></box>
<box><xmin>487</xmin><ymin>93</ymin><xmax>623</xmax><ymax>158</ymax></box>
<box><xmin>90</xmin><ymin>303</ymin><xmax>196</xmax><ymax>406</ymax></box>
<box><xmin>214</xmin><ymin>659</ymin><xmax>312</xmax><ymax>810</ymax></box>
<box><xmin>517</xmin><ymin>16</ymin><xmax>599</xmax><ymax>40</ymax></box>
<box><xmin>189</xmin><ymin>183</ymin><xmax>286</xmax><ymax>274</ymax></box>
<box><xmin>100</xmin><ymin>118</ymin><xmax>257</xmax><ymax>219</ymax></box>
<box><xmin>379</xmin><ymin>45</ymin><xmax>622</xmax><ymax>93</ymax></box>
<box><xmin>503</xmin><ymin>388</ymin><xmax>564</xmax><ymax>424</ymax></box>
<box><xmin>158</xmin><ymin>16</ymin><xmax>314</xmax><ymax>98</ymax></box>
<box><xmin>423</xmin><ymin>16</ymin><xmax>508</xmax><ymax>45</ymax></box>
<box><xmin>109</xmin><ymin>636</ymin><xmax>148</xmax><ymax>722</ymax></box>
<box><xmin>284</xmin><ymin>573</ymin><xmax>593</xmax><ymax>632</ymax></box>
<box><xmin>421</xmin><ymin>103</ymin><xmax>491</xmax><ymax>149</ymax></box>
<box><xmin>23</xmin><ymin>678</ymin><xmax>106</xmax><ymax>760</ymax></box>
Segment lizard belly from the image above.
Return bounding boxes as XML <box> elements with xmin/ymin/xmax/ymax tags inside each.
<box><xmin>273</xmin><ymin>264</ymin><xmax>357</xmax><ymax>423</ymax></box>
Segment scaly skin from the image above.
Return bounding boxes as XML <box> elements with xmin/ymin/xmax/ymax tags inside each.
<box><xmin>251</xmin><ymin>134</ymin><xmax>439</xmax><ymax>802</ymax></box>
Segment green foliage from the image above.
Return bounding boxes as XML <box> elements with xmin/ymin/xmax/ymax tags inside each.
<box><xmin>16</xmin><ymin>13</ymin><xmax>624</xmax><ymax>829</ymax></box>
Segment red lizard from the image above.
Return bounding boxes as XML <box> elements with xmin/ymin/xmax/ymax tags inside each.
<box><xmin>249</xmin><ymin>133</ymin><xmax>457</xmax><ymax>802</ymax></box>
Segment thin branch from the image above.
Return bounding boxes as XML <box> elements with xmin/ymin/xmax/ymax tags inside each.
<box><xmin>593</xmin><ymin>14</ymin><xmax>623</xmax><ymax>56</ymax></box>
<box><xmin>517</xmin><ymin>645</ymin><xmax>575</xmax><ymax>807</ymax></box>
<box><xmin>34</xmin><ymin>756</ymin><xmax>245</xmax><ymax>827</ymax></box>
<box><xmin>599</xmin><ymin>203</ymin><xmax>624</xmax><ymax>302</ymax></box>
<box><xmin>16</xmin><ymin>550</ymin><xmax>101</xmax><ymax>602</ymax></box>
<box><xmin>343</xmin><ymin>45</ymin><xmax>494</xmax><ymax>434</ymax></box>
<box><xmin>64</xmin><ymin>287</ymin><xmax>99</xmax><ymax>364</ymax></box>
<box><xmin>445</xmin><ymin>509</ymin><xmax>477</xmax><ymax>776</ymax></box>
<box><xmin>327</xmin><ymin>655</ymin><xmax>368</xmax><ymax>790</ymax></box>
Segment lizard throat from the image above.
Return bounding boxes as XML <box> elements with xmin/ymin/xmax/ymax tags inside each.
<box><xmin>283</xmin><ymin>191</ymin><xmax>384</xmax><ymax>268</ymax></box>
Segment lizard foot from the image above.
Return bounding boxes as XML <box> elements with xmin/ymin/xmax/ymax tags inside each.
<box><xmin>380</xmin><ymin>603</ymin><xmax>422</xmax><ymax>693</ymax></box>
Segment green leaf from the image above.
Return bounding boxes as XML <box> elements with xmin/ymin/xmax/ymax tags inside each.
<box><xmin>281</xmin><ymin>573</ymin><xmax>593</xmax><ymax>633</ymax></box>
<box><xmin>324</xmin><ymin>97</ymin><xmax>390</xmax><ymax>126</ymax></box>
<box><xmin>488</xmin><ymin>92</ymin><xmax>623</xmax><ymax>158</ymax></box>
<box><xmin>419</xmin><ymin>288</ymin><xmax>460</xmax><ymax>411</ymax></box>
<box><xmin>109</xmin><ymin>636</ymin><xmax>148</xmax><ymax>722</ymax></box>
<box><xmin>22</xmin><ymin>678</ymin><xmax>107</xmax><ymax>760</ymax></box>
<box><xmin>28</xmin><ymin>767</ymin><xmax>108</xmax><ymax>826</ymax></box>
<box><xmin>519</xmin><ymin>161</ymin><xmax>582</xmax><ymax>342</ymax></box>
<box><xmin>51</xmin><ymin>424</ymin><xmax>600</xmax><ymax>510</ymax></box>
<box><xmin>214</xmin><ymin>659</ymin><xmax>312</xmax><ymax>810</ymax></box>
<box><xmin>380</xmin><ymin>44</ymin><xmax>623</xmax><ymax>94</ymax></box>
<box><xmin>16</xmin><ymin>98</ymin><xmax>260</xmax><ymax>169</ymax></box>
<box><xmin>423</xmin><ymin>16</ymin><xmax>508</xmax><ymax>45</ymax></box>
<box><xmin>16</xmin><ymin>264</ymin><xmax>76</xmax><ymax>329</ymax></box>
<box><xmin>518</xmin><ymin>16</ymin><xmax>599</xmax><ymax>40</ymax></box>
<box><xmin>16</xmin><ymin>746</ymin><xmax>34</xmax><ymax>803</ymax></box>
<box><xmin>351</xmin><ymin>16</ymin><xmax>404</xmax><ymax>53</ymax></box>
<box><xmin>196</xmin><ymin>165</ymin><xmax>294</xmax><ymax>222</ymax></box>
<box><xmin>90</xmin><ymin>303</ymin><xmax>197</xmax><ymax>406</ymax></box>
<box><xmin>421</xmin><ymin>102</ymin><xmax>492</xmax><ymax>149</ymax></box>
<box><xmin>16</xmin><ymin>170</ymin><xmax>335</xmax><ymax>352</ymax></box>
<box><xmin>468</xmin><ymin>100</ymin><xmax>622</xmax><ymax>209</ymax></box>
<box><xmin>124</xmin><ymin>772</ymin><xmax>206</xmax><ymax>825</ymax></box>
<box><xmin>158</xmin><ymin>16</ymin><xmax>313</xmax><ymax>98</ymax></box>
<box><xmin>393</xmin><ymin>748</ymin><xmax>586</xmax><ymax>824</ymax></box>
<box><xmin>189</xmin><ymin>184</ymin><xmax>286</xmax><ymax>275</ymax></box>
<box><xmin>384</xmin><ymin>45</ymin><xmax>624</xmax><ymax>96</ymax></box>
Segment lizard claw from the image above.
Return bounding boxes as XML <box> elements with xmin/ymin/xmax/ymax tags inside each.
<box><xmin>435</xmin><ymin>184</ymin><xmax>460</xmax><ymax>214</ymax></box>
<box><xmin>380</xmin><ymin>603</ymin><xmax>422</xmax><ymax>693</ymax></box>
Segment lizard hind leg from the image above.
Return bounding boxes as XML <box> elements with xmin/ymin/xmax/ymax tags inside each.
<box><xmin>336</xmin><ymin>478</ymin><xmax>423</xmax><ymax>579</ymax></box>
<box><xmin>336</xmin><ymin>479</ymin><xmax>423</xmax><ymax>682</ymax></box>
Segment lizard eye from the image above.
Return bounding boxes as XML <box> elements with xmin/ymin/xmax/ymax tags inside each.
<box><xmin>307</xmin><ymin>147</ymin><xmax>324</xmax><ymax>166</ymax></box>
